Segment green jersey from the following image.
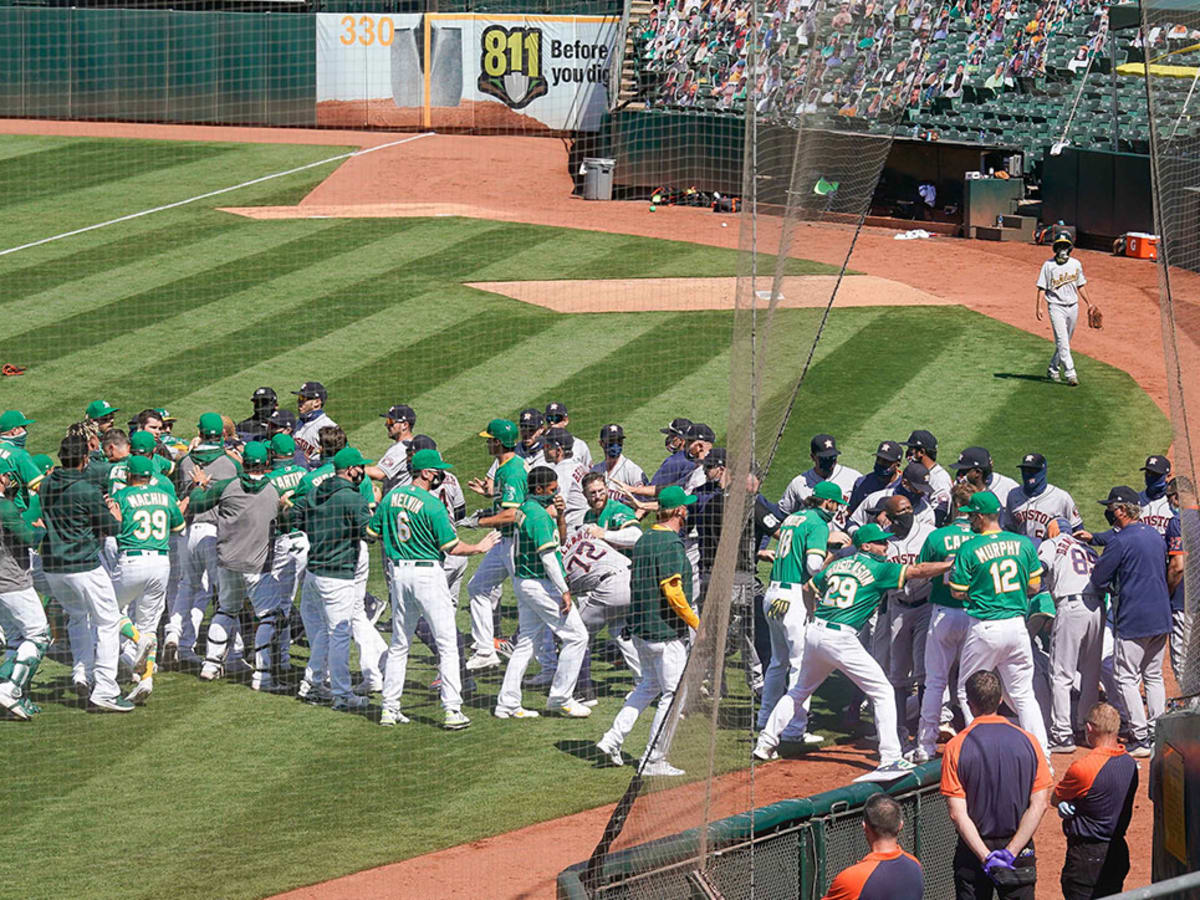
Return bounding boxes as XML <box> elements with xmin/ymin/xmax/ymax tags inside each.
<box><xmin>949</xmin><ymin>529</ymin><xmax>1042</xmax><ymax>620</ymax></box>
<box><xmin>918</xmin><ymin>517</ymin><xmax>974</xmax><ymax>608</ymax></box>
<box><xmin>769</xmin><ymin>508</ymin><xmax>830</xmax><ymax>586</ymax></box>
<box><xmin>0</xmin><ymin>441</ymin><xmax>45</xmax><ymax>511</ymax></box>
<box><xmin>266</xmin><ymin>463</ymin><xmax>307</xmax><ymax>532</ymax></box>
<box><xmin>629</xmin><ymin>525</ymin><xmax>694</xmax><ymax>642</ymax></box>
<box><xmin>108</xmin><ymin>460</ymin><xmax>178</xmax><ymax>498</ymax></box>
<box><xmin>810</xmin><ymin>551</ymin><xmax>905</xmax><ymax>630</ymax></box>
<box><xmin>368</xmin><ymin>485</ymin><xmax>458</xmax><ymax>562</ymax></box>
<box><xmin>293</xmin><ymin>460</ymin><xmax>375</xmax><ymax>507</ymax></box>
<box><xmin>513</xmin><ymin>498</ymin><xmax>561</xmax><ymax>579</ymax></box>
<box><xmin>583</xmin><ymin>499</ymin><xmax>638</xmax><ymax>529</ymax></box>
<box><xmin>493</xmin><ymin>455</ymin><xmax>527</xmax><ymax>537</ymax></box>
<box><xmin>113</xmin><ymin>483</ymin><xmax>185</xmax><ymax>553</ymax></box>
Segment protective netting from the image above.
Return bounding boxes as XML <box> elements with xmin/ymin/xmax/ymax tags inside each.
<box><xmin>1142</xmin><ymin>0</ymin><xmax>1200</xmax><ymax>699</ymax></box>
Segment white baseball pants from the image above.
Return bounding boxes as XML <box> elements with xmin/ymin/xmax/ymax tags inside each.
<box><xmin>759</xmin><ymin>619</ymin><xmax>901</xmax><ymax>764</ymax></box>
<box><xmin>352</xmin><ymin>542</ymin><xmax>386</xmax><ymax>687</ymax></box>
<box><xmin>917</xmin><ymin>604</ymin><xmax>971</xmax><ymax>757</ymax></box>
<box><xmin>959</xmin><ymin>615</ymin><xmax>1049</xmax><ymax>756</ymax></box>
<box><xmin>45</xmin><ymin>566</ymin><xmax>123</xmax><ymax>703</ymax></box>
<box><xmin>1115</xmin><ymin>632</ymin><xmax>1168</xmax><ymax>744</ymax></box>
<box><xmin>1048</xmin><ymin>302</ymin><xmax>1079</xmax><ymax>379</ymax></box>
<box><xmin>759</xmin><ymin>582</ymin><xmax>810</xmax><ymax>733</ymax></box>
<box><xmin>207</xmin><ymin>567</ymin><xmax>286</xmax><ymax>678</ymax></box>
<box><xmin>1048</xmin><ymin>594</ymin><xmax>1103</xmax><ymax>745</ymax></box>
<box><xmin>301</xmin><ymin>572</ymin><xmax>357</xmax><ymax>701</ymax></box>
<box><xmin>468</xmin><ymin>536</ymin><xmax>513</xmax><ymax>654</ymax></box>
<box><xmin>271</xmin><ymin>531</ymin><xmax>308</xmax><ymax>668</ymax></box>
<box><xmin>578</xmin><ymin>572</ymin><xmax>640</xmax><ymax>678</ymax></box>
<box><xmin>0</xmin><ymin>587</ymin><xmax>50</xmax><ymax>646</ymax></box>
<box><xmin>113</xmin><ymin>552</ymin><xmax>170</xmax><ymax>671</ymax></box>
<box><xmin>443</xmin><ymin>554</ymin><xmax>469</xmax><ymax>602</ymax></box>
<box><xmin>382</xmin><ymin>560</ymin><xmax>462</xmax><ymax>715</ymax></box>
<box><xmin>601</xmin><ymin>636</ymin><xmax>688</xmax><ymax>764</ymax></box>
<box><xmin>166</xmin><ymin>522</ymin><xmax>219</xmax><ymax>652</ymax></box>
<box><xmin>496</xmin><ymin>577</ymin><xmax>587</xmax><ymax>712</ymax></box>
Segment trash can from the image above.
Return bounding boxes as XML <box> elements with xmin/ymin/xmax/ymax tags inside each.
<box><xmin>582</xmin><ymin>157</ymin><xmax>616</xmax><ymax>201</ymax></box>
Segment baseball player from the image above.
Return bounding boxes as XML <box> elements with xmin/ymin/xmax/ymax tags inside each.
<box><xmin>1165</xmin><ymin>477</ymin><xmax>1194</xmax><ymax>678</ymax></box>
<box><xmin>847</xmin><ymin>441</ymin><xmax>904</xmax><ymax>515</ymax></box>
<box><xmin>912</xmin><ymin>481</ymin><xmax>978</xmax><ymax>763</ymax></box>
<box><xmin>109</xmin><ymin>431</ymin><xmax>178</xmax><ymax>492</ymax></box>
<box><xmin>544</xmin><ymin>402</ymin><xmax>592</xmax><ymax>467</ymax></box>
<box><xmin>657</xmin><ymin>417</ymin><xmax>692</xmax><ymax>461</ymax></box>
<box><xmin>778</xmin><ymin>434</ymin><xmax>863</xmax><ymax>526</ymax></box>
<box><xmin>1036</xmin><ymin>233</ymin><xmax>1094</xmax><ymax>386</ymax></box>
<box><xmin>589</xmin><ymin>424</ymin><xmax>649</xmax><ymax>507</ymax></box>
<box><xmin>1138</xmin><ymin>455</ymin><xmax>1173</xmax><ymax>534</ymax></box>
<box><xmin>595</xmin><ymin>485</ymin><xmax>699</xmax><ymax>775</ymax></box>
<box><xmin>822</xmin><ymin>794</ymin><xmax>924</xmax><ymax>900</ymax></box>
<box><xmin>162</xmin><ymin>413</ymin><xmax>239</xmax><ymax>669</ymax></box>
<box><xmin>1037</xmin><ymin>517</ymin><xmax>1103</xmax><ymax>753</ymax></box>
<box><xmin>152</xmin><ymin>409</ymin><xmax>190</xmax><ymax>460</ymax></box>
<box><xmin>850</xmin><ymin>462</ymin><xmax>937</xmax><ymax>535</ymax></box>
<box><xmin>901</xmin><ymin>430</ymin><xmax>953</xmax><ymax>524</ymax></box>
<box><xmin>543</xmin><ymin>427</ymin><xmax>590</xmax><ymax>527</ymax></box>
<box><xmin>493</xmin><ymin>466</ymin><xmax>591</xmax><ymax>719</ymax></box>
<box><xmin>111</xmin><ymin>455</ymin><xmax>185</xmax><ymax>702</ymax></box>
<box><xmin>236</xmin><ymin>387</ymin><xmax>277</xmax><ymax>443</ymax></box>
<box><xmin>647</xmin><ymin>420</ymin><xmax>708</xmax><ymax>489</ymax></box>
<box><xmin>85</xmin><ymin>400</ymin><xmax>119</xmax><ymax>436</ymax></box>
<box><xmin>950</xmin><ymin>446</ymin><xmax>1020</xmax><ymax>508</ymax></box>
<box><xmin>264</xmin><ymin>433</ymin><xmax>308</xmax><ymax>675</ymax></box>
<box><xmin>296</xmin><ymin>446</ymin><xmax>373</xmax><ymax>711</ymax></box>
<box><xmin>758</xmin><ymin>480</ymin><xmax>845</xmax><ymax>733</ymax></box>
<box><xmin>754</xmin><ymin>523</ymin><xmax>948</xmax><ymax>779</ymax></box>
<box><xmin>950</xmin><ymin>490</ymin><xmax>1049</xmax><ymax>757</ymax></box>
<box><xmin>515</xmin><ymin>408</ymin><xmax>546</xmax><ymax>465</ymax></box>
<box><xmin>368</xmin><ymin>448</ymin><xmax>499</xmax><ymax>729</ymax></box>
<box><xmin>369</xmin><ymin>404</ymin><xmax>416</xmax><ymax>495</ymax></box>
<box><xmin>0</xmin><ymin>457</ymin><xmax>50</xmax><ymax>721</ymax></box>
<box><xmin>1006</xmin><ymin>453</ymin><xmax>1083</xmax><ymax>540</ymax></box>
<box><xmin>0</xmin><ymin>410</ymin><xmax>47</xmax><ymax>511</ymax></box>
<box><xmin>464</xmin><ymin>418</ymin><xmax>525</xmax><ymax>671</ymax></box>
<box><xmin>292</xmin><ymin>381</ymin><xmax>336</xmax><ymax>468</ymax></box>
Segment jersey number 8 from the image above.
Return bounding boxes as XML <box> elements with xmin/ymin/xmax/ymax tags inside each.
<box><xmin>131</xmin><ymin>508</ymin><xmax>168</xmax><ymax>541</ymax></box>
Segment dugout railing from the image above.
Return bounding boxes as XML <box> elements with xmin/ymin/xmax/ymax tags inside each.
<box><xmin>556</xmin><ymin>761</ymin><xmax>960</xmax><ymax>900</ymax></box>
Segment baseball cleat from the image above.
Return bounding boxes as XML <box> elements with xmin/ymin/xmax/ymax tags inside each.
<box><xmin>1066</xmin><ymin>375</ymin><xmax>1079</xmax><ymax>386</ymax></box>
<box><xmin>938</xmin><ymin>723</ymin><xmax>957</xmax><ymax>743</ymax></box>
<box><xmin>546</xmin><ymin>698</ymin><xmax>592</xmax><ymax>718</ymax></box>
<box><xmin>126</xmin><ymin>677</ymin><xmax>154</xmax><ymax>704</ymax></box>
<box><xmin>160</xmin><ymin>640</ymin><xmax>178</xmax><ymax>669</ymax></box>
<box><xmin>72</xmin><ymin>679</ymin><xmax>90</xmax><ymax>700</ymax></box>
<box><xmin>198</xmin><ymin>662</ymin><xmax>223</xmax><ymax>682</ymax></box>
<box><xmin>1128</xmin><ymin>742</ymin><xmax>1152</xmax><ymax>758</ymax></box>
<box><xmin>297</xmin><ymin>680</ymin><xmax>332</xmax><ymax>704</ymax></box>
<box><xmin>465</xmin><ymin>652</ymin><xmax>501</xmax><ymax>671</ymax></box>
<box><xmin>493</xmin><ymin>706</ymin><xmax>539</xmax><ymax>719</ymax></box>
<box><xmin>640</xmin><ymin>760</ymin><xmax>685</xmax><ymax>777</ymax></box>
<box><xmin>802</xmin><ymin>732</ymin><xmax>825</xmax><ymax>745</ymax></box>
<box><xmin>131</xmin><ymin>633</ymin><xmax>156</xmax><ymax>677</ymax></box>
<box><xmin>1047</xmin><ymin>368</ymin><xmax>1062</xmax><ymax>383</ymax></box>
<box><xmin>16</xmin><ymin>698</ymin><xmax>40</xmax><ymax>717</ymax></box>
<box><xmin>0</xmin><ymin>683</ymin><xmax>30</xmax><ymax>721</ymax></box>
<box><xmin>905</xmin><ymin>747</ymin><xmax>932</xmax><ymax>764</ymax></box>
<box><xmin>854</xmin><ymin>759</ymin><xmax>917</xmax><ymax>783</ymax></box>
<box><xmin>1049</xmin><ymin>742</ymin><xmax>1078</xmax><ymax>755</ymax></box>
<box><xmin>443</xmin><ymin>710</ymin><xmax>471</xmax><ymax>730</ymax></box>
<box><xmin>752</xmin><ymin>745</ymin><xmax>779</xmax><ymax>761</ymax></box>
<box><xmin>363</xmin><ymin>591</ymin><xmax>386</xmax><ymax>625</ymax></box>
<box><xmin>596</xmin><ymin>736</ymin><xmax>624</xmax><ymax>767</ymax></box>
<box><xmin>89</xmin><ymin>695</ymin><xmax>135</xmax><ymax>713</ymax></box>
<box><xmin>494</xmin><ymin>638</ymin><xmax>515</xmax><ymax>659</ymax></box>
<box><xmin>380</xmin><ymin>708</ymin><xmax>411</xmax><ymax>727</ymax></box>
<box><xmin>332</xmin><ymin>695</ymin><xmax>369</xmax><ymax>712</ymax></box>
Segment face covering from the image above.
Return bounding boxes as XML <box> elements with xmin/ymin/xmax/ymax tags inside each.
<box><xmin>814</xmin><ymin>455</ymin><xmax>836</xmax><ymax>477</ymax></box>
<box><xmin>890</xmin><ymin>511</ymin><xmax>914</xmax><ymax>537</ymax></box>
<box><xmin>1055</xmin><ymin>249</ymin><xmax>1070</xmax><ymax>264</ymax></box>
<box><xmin>429</xmin><ymin>471</ymin><xmax>446</xmax><ymax>490</ymax></box>
<box><xmin>1021</xmin><ymin>468</ymin><xmax>1047</xmax><ymax>497</ymax></box>
<box><xmin>897</xmin><ymin>483</ymin><xmax>922</xmax><ymax>504</ymax></box>
<box><xmin>534</xmin><ymin>489</ymin><xmax>558</xmax><ymax>507</ymax></box>
<box><xmin>6</xmin><ymin>432</ymin><xmax>26</xmax><ymax>449</ymax></box>
<box><xmin>1144</xmin><ymin>472</ymin><xmax>1167</xmax><ymax>500</ymax></box>
<box><xmin>605</xmin><ymin>443</ymin><xmax>623</xmax><ymax>459</ymax></box>
<box><xmin>1104</xmin><ymin>508</ymin><xmax>1117</xmax><ymax>526</ymax></box>
<box><xmin>872</xmin><ymin>459</ymin><xmax>893</xmax><ymax>478</ymax></box>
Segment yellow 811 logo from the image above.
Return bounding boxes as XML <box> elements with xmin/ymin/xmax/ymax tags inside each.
<box><xmin>477</xmin><ymin>25</ymin><xmax>549</xmax><ymax>109</ymax></box>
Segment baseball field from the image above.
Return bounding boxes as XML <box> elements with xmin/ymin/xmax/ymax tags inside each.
<box><xmin>0</xmin><ymin>128</ymin><xmax>1171</xmax><ymax>898</ymax></box>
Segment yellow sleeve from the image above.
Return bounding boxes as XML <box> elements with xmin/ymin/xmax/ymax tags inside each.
<box><xmin>661</xmin><ymin>574</ymin><xmax>699</xmax><ymax>629</ymax></box>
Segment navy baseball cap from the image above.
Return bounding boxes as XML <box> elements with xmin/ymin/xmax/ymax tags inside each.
<box><xmin>545</xmin><ymin>402</ymin><xmax>569</xmax><ymax>422</ymax></box>
<box><xmin>1099</xmin><ymin>485</ymin><xmax>1141</xmax><ymax>506</ymax></box>
<box><xmin>811</xmin><ymin>434</ymin><xmax>839</xmax><ymax>457</ymax></box>
<box><xmin>951</xmin><ymin>446</ymin><xmax>992</xmax><ymax>471</ymax></box>
<box><xmin>875</xmin><ymin>440</ymin><xmax>903</xmax><ymax>463</ymax></box>
<box><xmin>1019</xmin><ymin>452</ymin><xmax>1047</xmax><ymax>471</ymax></box>
<box><xmin>902</xmin><ymin>430</ymin><xmax>937</xmax><ymax>452</ymax></box>
<box><xmin>409</xmin><ymin>434</ymin><xmax>437</xmax><ymax>451</ymax></box>
<box><xmin>1141</xmin><ymin>455</ymin><xmax>1171</xmax><ymax>475</ymax></box>
<box><xmin>661</xmin><ymin>417</ymin><xmax>693</xmax><ymax>437</ymax></box>
<box><xmin>267</xmin><ymin>409</ymin><xmax>297</xmax><ymax>430</ymax></box>
<box><xmin>292</xmin><ymin>381</ymin><xmax>327</xmax><ymax>402</ymax></box>
<box><xmin>519</xmin><ymin>408</ymin><xmax>544</xmax><ymax>430</ymax></box>
<box><xmin>705</xmin><ymin>447</ymin><xmax>728</xmax><ymax>468</ymax></box>
<box><xmin>686</xmin><ymin>422</ymin><xmax>716</xmax><ymax>443</ymax></box>
<box><xmin>543</xmin><ymin>427</ymin><xmax>572</xmax><ymax>448</ymax></box>
<box><xmin>252</xmin><ymin>386</ymin><xmax>277</xmax><ymax>403</ymax></box>
<box><xmin>599</xmin><ymin>423</ymin><xmax>625</xmax><ymax>444</ymax></box>
<box><xmin>381</xmin><ymin>404</ymin><xmax>415</xmax><ymax>424</ymax></box>
<box><xmin>901</xmin><ymin>461</ymin><xmax>932</xmax><ymax>494</ymax></box>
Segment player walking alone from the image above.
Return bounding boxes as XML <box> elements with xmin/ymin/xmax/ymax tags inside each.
<box><xmin>1035</xmin><ymin>234</ymin><xmax>1095</xmax><ymax>387</ymax></box>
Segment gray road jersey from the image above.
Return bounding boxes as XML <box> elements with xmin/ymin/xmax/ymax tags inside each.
<box><xmin>179</xmin><ymin>452</ymin><xmax>238</xmax><ymax>526</ymax></box>
<box><xmin>883</xmin><ymin>520</ymin><xmax>935</xmax><ymax>605</ymax></box>
<box><xmin>849</xmin><ymin>488</ymin><xmax>936</xmax><ymax>533</ymax></box>
<box><xmin>1004</xmin><ymin>483</ymin><xmax>1082</xmax><ymax>541</ymax></box>
<box><xmin>377</xmin><ymin>439</ymin><xmax>412</xmax><ymax>495</ymax></box>
<box><xmin>562</xmin><ymin>530</ymin><xmax>630</xmax><ymax>594</ymax></box>
<box><xmin>1139</xmin><ymin>493</ymin><xmax>1173</xmax><ymax>536</ymax></box>
<box><xmin>213</xmin><ymin>480</ymin><xmax>281</xmax><ymax>574</ymax></box>
<box><xmin>553</xmin><ymin>459</ymin><xmax>591</xmax><ymax>528</ymax></box>
<box><xmin>778</xmin><ymin>463</ymin><xmax>862</xmax><ymax>527</ymax></box>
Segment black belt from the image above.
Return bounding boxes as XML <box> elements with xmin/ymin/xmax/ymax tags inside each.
<box><xmin>392</xmin><ymin>560</ymin><xmax>436</xmax><ymax>567</ymax></box>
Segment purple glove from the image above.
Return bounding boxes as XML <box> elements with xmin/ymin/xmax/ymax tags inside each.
<box><xmin>982</xmin><ymin>849</ymin><xmax>1016</xmax><ymax>880</ymax></box>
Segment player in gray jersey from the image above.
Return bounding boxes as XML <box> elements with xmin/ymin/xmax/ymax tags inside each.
<box><xmin>1139</xmin><ymin>454</ymin><xmax>1174</xmax><ymax>535</ymax></box>
<box><xmin>949</xmin><ymin>446</ymin><xmax>1020</xmax><ymax>508</ymax></box>
<box><xmin>292</xmin><ymin>381</ymin><xmax>337</xmax><ymax>468</ymax></box>
<box><xmin>902</xmin><ymin>430</ymin><xmax>953</xmax><ymax>523</ymax></box>
<box><xmin>543</xmin><ymin>402</ymin><xmax>593</xmax><ymax>468</ymax></box>
<box><xmin>850</xmin><ymin>462</ymin><xmax>937</xmax><ymax>535</ymax></box>
<box><xmin>543</xmin><ymin>428</ymin><xmax>590</xmax><ymax>528</ymax></box>
<box><xmin>778</xmin><ymin>435</ymin><xmax>862</xmax><ymax>529</ymax></box>
<box><xmin>1037</xmin><ymin>516</ymin><xmax>1103</xmax><ymax>752</ymax></box>
<box><xmin>1005</xmin><ymin>453</ymin><xmax>1083</xmax><ymax>541</ymax></box>
<box><xmin>1035</xmin><ymin>234</ymin><xmax>1094</xmax><ymax>386</ymax></box>
<box><xmin>369</xmin><ymin>404</ymin><xmax>416</xmax><ymax>495</ymax></box>
<box><xmin>563</xmin><ymin>529</ymin><xmax>640</xmax><ymax>699</ymax></box>
<box><xmin>589</xmin><ymin>424</ymin><xmax>648</xmax><ymax>508</ymax></box>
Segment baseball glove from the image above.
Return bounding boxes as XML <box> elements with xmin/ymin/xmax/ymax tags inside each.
<box><xmin>1087</xmin><ymin>305</ymin><xmax>1103</xmax><ymax>329</ymax></box>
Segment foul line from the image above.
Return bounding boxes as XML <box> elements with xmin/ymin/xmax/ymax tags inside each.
<box><xmin>0</xmin><ymin>131</ymin><xmax>436</xmax><ymax>258</ymax></box>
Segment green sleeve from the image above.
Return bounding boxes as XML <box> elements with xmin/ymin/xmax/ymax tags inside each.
<box><xmin>918</xmin><ymin>531</ymin><xmax>935</xmax><ymax>565</ymax></box>
<box><xmin>884</xmin><ymin>560</ymin><xmax>906</xmax><ymax>589</ymax></box>
<box><xmin>949</xmin><ymin>544</ymin><xmax>972</xmax><ymax>590</ymax></box>
<box><xmin>1024</xmin><ymin>538</ymin><xmax>1042</xmax><ymax>578</ymax></box>
<box><xmin>359</xmin><ymin>477</ymin><xmax>375</xmax><ymax>505</ymax></box>
<box><xmin>0</xmin><ymin>498</ymin><xmax>42</xmax><ymax>549</ymax></box>
<box><xmin>499</xmin><ymin>467</ymin><xmax>526</xmax><ymax>508</ymax></box>
<box><xmin>366</xmin><ymin>504</ymin><xmax>385</xmax><ymax>537</ymax></box>
<box><xmin>87</xmin><ymin>487</ymin><xmax>118</xmax><ymax>537</ymax></box>
<box><xmin>14</xmin><ymin>453</ymin><xmax>41</xmax><ymax>488</ymax></box>
<box><xmin>430</xmin><ymin>503</ymin><xmax>458</xmax><ymax>549</ymax></box>
<box><xmin>527</xmin><ymin>508</ymin><xmax>558</xmax><ymax>552</ymax></box>
<box><xmin>188</xmin><ymin>479</ymin><xmax>234</xmax><ymax>514</ymax></box>
<box><xmin>807</xmin><ymin>519</ymin><xmax>829</xmax><ymax>557</ymax></box>
<box><xmin>168</xmin><ymin>499</ymin><xmax>186</xmax><ymax>533</ymax></box>
<box><xmin>811</xmin><ymin>567</ymin><xmax>829</xmax><ymax>595</ymax></box>
<box><xmin>607</xmin><ymin>502</ymin><xmax>637</xmax><ymax>528</ymax></box>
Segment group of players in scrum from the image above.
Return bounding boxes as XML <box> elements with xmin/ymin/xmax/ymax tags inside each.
<box><xmin>0</xmin><ymin>388</ymin><xmax>1186</xmax><ymax>780</ymax></box>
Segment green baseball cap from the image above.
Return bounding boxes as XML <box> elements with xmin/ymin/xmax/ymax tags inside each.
<box><xmin>959</xmin><ymin>490</ymin><xmax>1001</xmax><ymax>515</ymax></box>
<box><xmin>0</xmin><ymin>410</ymin><xmax>34</xmax><ymax>432</ymax></box>
<box><xmin>1026</xmin><ymin>590</ymin><xmax>1056</xmax><ymax>633</ymax></box>
<box><xmin>86</xmin><ymin>400</ymin><xmax>119</xmax><ymax>420</ymax></box>
<box><xmin>333</xmin><ymin>447</ymin><xmax>372</xmax><ymax>469</ymax></box>
<box><xmin>479</xmin><ymin>418</ymin><xmax>518</xmax><ymax>449</ymax></box>
<box><xmin>658</xmin><ymin>485</ymin><xmax>698</xmax><ymax>510</ymax></box>
<box><xmin>197</xmin><ymin>412</ymin><xmax>223</xmax><ymax>438</ymax></box>
<box><xmin>127</xmin><ymin>455</ymin><xmax>155</xmax><ymax>478</ymax></box>
<box><xmin>270</xmin><ymin>434</ymin><xmax>296</xmax><ymax>457</ymax></box>
<box><xmin>853</xmin><ymin>522</ymin><xmax>890</xmax><ymax>547</ymax></box>
<box><xmin>242</xmin><ymin>441</ymin><xmax>270</xmax><ymax>467</ymax></box>
<box><xmin>0</xmin><ymin>457</ymin><xmax>16</xmax><ymax>477</ymax></box>
<box><xmin>155</xmin><ymin>408</ymin><xmax>176</xmax><ymax>423</ymax></box>
<box><xmin>410</xmin><ymin>448</ymin><xmax>453</xmax><ymax>471</ymax></box>
<box><xmin>812</xmin><ymin>481</ymin><xmax>847</xmax><ymax>505</ymax></box>
<box><xmin>31</xmin><ymin>453</ymin><xmax>53</xmax><ymax>474</ymax></box>
<box><xmin>130</xmin><ymin>431</ymin><xmax>157</xmax><ymax>454</ymax></box>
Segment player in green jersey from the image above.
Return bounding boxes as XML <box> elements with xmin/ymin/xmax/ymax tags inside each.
<box><xmin>0</xmin><ymin>410</ymin><xmax>46</xmax><ymax>512</ymax></box>
<box><xmin>755</xmin><ymin>523</ymin><xmax>949</xmax><ymax>780</ymax></box>
<box><xmin>581</xmin><ymin>471</ymin><xmax>642</xmax><ymax>550</ymax></box>
<box><xmin>265</xmin><ymin>433</ymin><xmax>309</xmax><ymax>676</ymax></box>
<box><xmin>0</xmin><ymin>456</ymin><xmax>49</xmax><ymax>721</ymax></box>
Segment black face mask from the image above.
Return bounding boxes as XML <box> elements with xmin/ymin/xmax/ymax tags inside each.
<box><xmin>430</xmin><ymin>471</ymin><xmax>446</xmax><ymax>490</ymax></box>
<box><xmin>1104</xmin><ymin>508</ymin><xmax>1117</xmax><ymax>526</ymax></box>
<box><xmin>891</xmin><ymin>511</ymin><xmax>914</xmax><ymax>537</ymax></box>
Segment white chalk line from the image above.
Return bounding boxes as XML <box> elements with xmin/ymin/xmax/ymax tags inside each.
<box><xmin>0</xmin><ymin>131</ymin><xmax>435</xmax><ymax>259</ymax></box>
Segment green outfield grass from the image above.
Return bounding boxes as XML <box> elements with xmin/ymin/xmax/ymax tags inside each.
<box><xmin>0</xmin><ymin>133</ymin><xmax>1174</xmax><ymax>898</ymax></box>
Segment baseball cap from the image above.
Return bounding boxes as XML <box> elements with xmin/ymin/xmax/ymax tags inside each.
<box><xmin>599</xmin><ymin>423</ymin><xmax>625</xmax><ymax>444</ymax></box>
<box><xmin>519</xmin><ymin>408</ymin><xmax>544</xmax><ymax>430</ymax></box>
<box><xmin>1019</xmin><ymin>452</ymin><xmax>1047</xmax><ymax>471</ymax></box>
<box><xmin>333</xmin><ymin>447</ymin><xmax>372</xmax><ymax>469</ymax></box>
<box><xmin>242</xmin><ymin>442</ymin><xmax>270</xmax><ymax>467</ymax></box>
<box><xmin>411</xmin><ymin>448</ymin><xmax>453</xmax><ymax>471</ymax></box>
<box><xmin>545</xmin><ymin>402</ymin><xmax>569</xmax><ymax>422</ymax></box>
<box><xmin>543</xmin><ymin>427</ymin><xmax>572</xmax><ymax>448</ymax></box>
<box><xmin>268</xmin><ymin>409</ymin><xmax>297</xmax><ymax>430</ymax></box>
<box><xmin>410</xmin><ymin>434</ymin><xmax>438</xmax><ymax>452</ymax></box>
<box><xmin>902</xmin><ymin>429</ymin><xmax>937</xmax><ymax>452</ymax></box>
<box><xmin>0</xmin><ymin>410</ymin><xmax>34</xmax><ymax>432</ymax></box>
<box><xmin>1027</xmin><ymin>590</ymin><xmax>1056</xmax><ymax>633</ymax></box>
<box><xmin>1099</xmin><ymin>485</ymin><xmax>1141</xmax><ymax>506</ymax></box>
<box><xmin>810</xmin><ymin>434</ymin><xmax>839</xmax><ymax>457</ymax></box>
<box><xmin>661</xmin><ymin>417</ymin><xmax>693</xmax><ymax>437</ymax></box>
<box><xmin>127</xmin><ymin>455</ymin><xmax>155</xmax><ymax>478</ymax></box>
<box><xmin>1141</xmin><ymin>455</ymin><xmax>1171</xmax><ymax>475</ymax></box>
<box><xmin>950</xmin><ymin>446</ymin><xmax>993</xmax><ymax>471</ymax></box>
<box><xmin>381</xmin><ymin>404</ymin><xmax>416</xmax><ymax>424</ymax></box>
<box><xmin>686</xmin><ymin>422</ymin><xmax>716</xmax><ymax>443</ymax></box>
<box><xmin>853</xmin><ymin>523</ymin><xmax>890</xmax><ymax>547</ymax></box>
<box><xmin>197</xmin><ymin>412</ymin><xmax>224</xmax><ymax>439</ymax></box>
<box><xmin>813</xmin><ymin>480</ymin><xmax>847</xmax><ymax>504</ymax></box>
<box><xmin>901</xmin><ymin>461</ymin><xmax>932</xmax><ymax>494</ymax></box>
<box><xmin>1052</xmin><ymin>232</ymin><xmax>1074</xmax><ymax>248</ymax></box>
<box><xmin>1053</xmin><ymin>516</ymin><xmax>1073</xmax><ymax>535</ymax></box>
<box><xmin>31</xmin><ymin>453</ymin><xmax>53</xmax><ymax>474</ymax></box>
<box><xmin>875</xmin><ymin>440</ymin><xmax>903</xmax><ymax>463</ymax></box>
<box><xmin>252</xmin><ymin>386</ymin><xmax>277</xmax><ymax>403</ymax></box>
<box><xmin>959</xmin><ymin>490</ymin><xmax>1001</xmax><ymax>514</ymax></box>
<box><xmin>658</xmin><ymin>485</ymin><xmax>698</xmax><ymax>509</ymax></box>
<box><xmin>130</xmin><ymin>431</ymin><xmax>157</xmax><ymax>454</ymax></box>
<box><xmin>154</xmin><ymin>408</ymin><xmax>176</xmax><ymax>424</ymax></box>
<box><xmin>291</xmin><ymin>381</ymin><xmax>327</xmax><ymax>402</ymax></box>
<box><xmin>270</xmin><ymin>434</ymin><xmax>296</xmax><ymax>457</ymax></box>
<box><xmin>704</xmin><ymin>447</ymin><xmax>728</xmax><ymax>468</ymax></box>
<box><xmin>86</xmin><ymin>400</ymin><xmax>119</xmax><ymax>420</ymax></box>
<box><xmin>480</xmin><ymin>418</ymin><xmax>518</xmax><ymax>449</ymax></box>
